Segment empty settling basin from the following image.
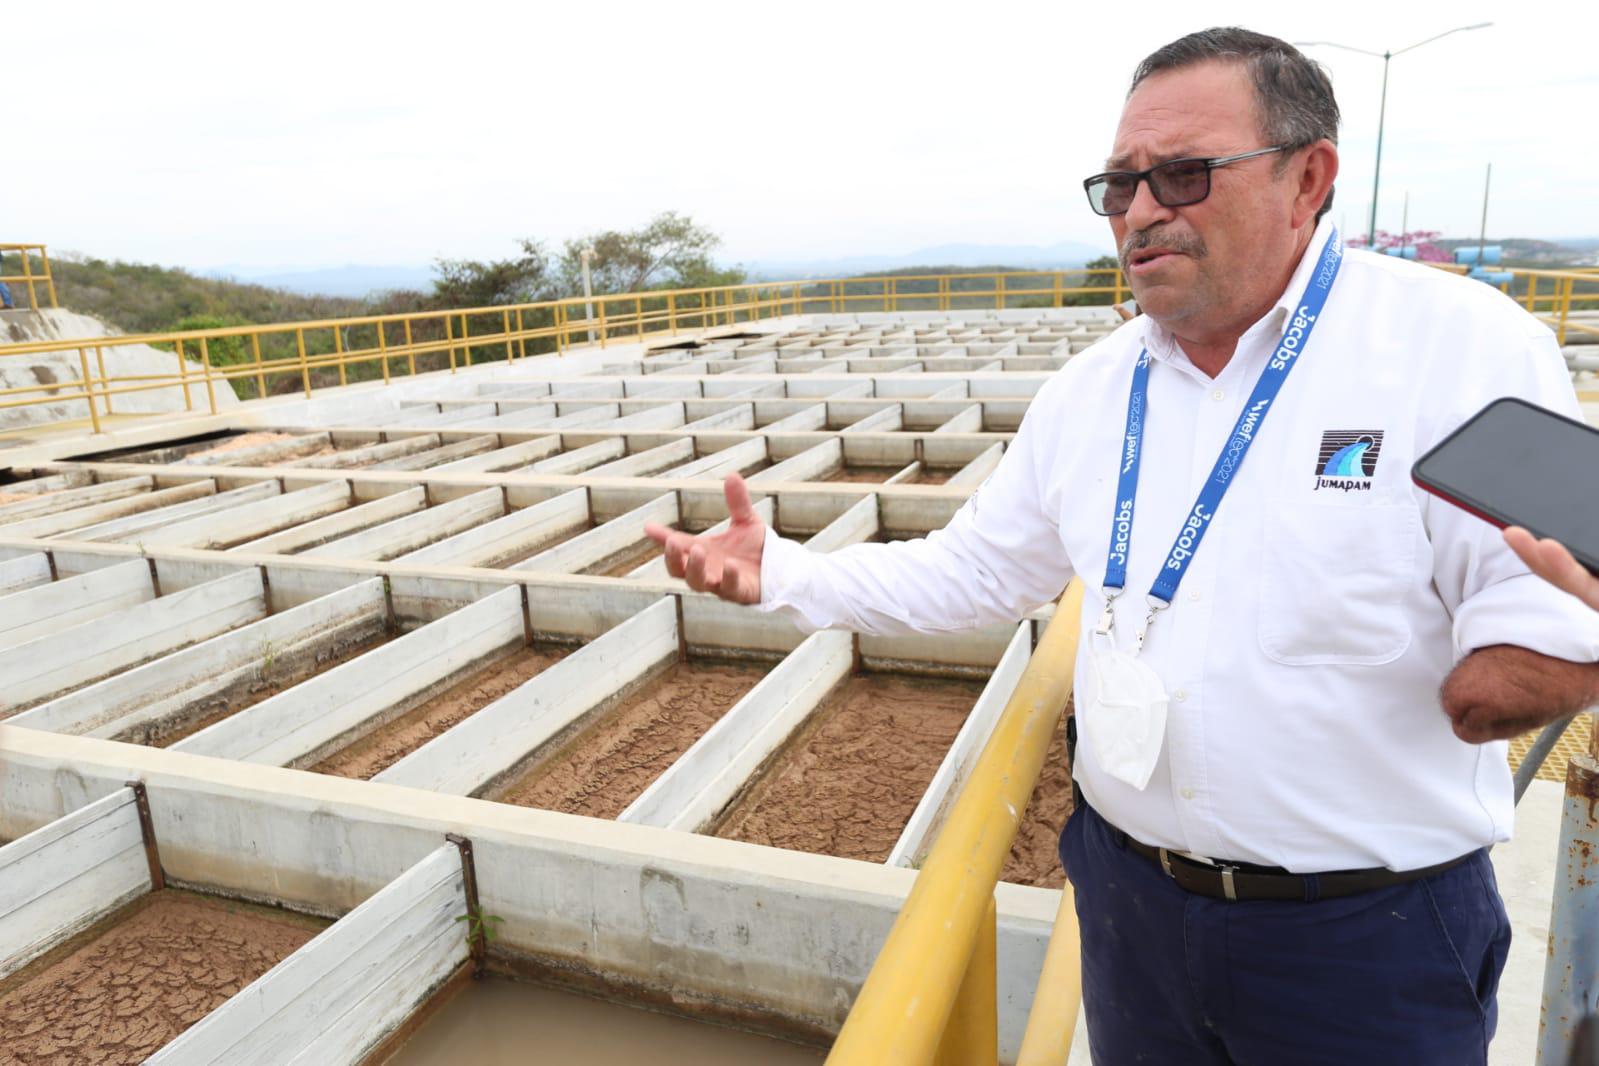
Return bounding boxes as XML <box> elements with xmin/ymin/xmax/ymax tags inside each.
<box><xmin>0</xmin><ymin>309</ymin><xmax>1120</xmax><ymax>1063</ymax></box>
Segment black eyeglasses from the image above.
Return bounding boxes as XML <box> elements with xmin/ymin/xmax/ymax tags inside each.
<box><xmin>1083</xmin><ymin>146</ymin><xmax>1290</xmax><ymax>216</ymax></box>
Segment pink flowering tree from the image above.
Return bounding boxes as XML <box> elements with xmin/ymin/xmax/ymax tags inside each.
<box><xmin>1347</xmin><ymin>230</ymin><xmax>1451</xmax><ymax>262</ymax></box>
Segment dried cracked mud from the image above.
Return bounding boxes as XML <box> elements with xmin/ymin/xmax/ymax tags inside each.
<box><xmin>1001</xmin><ymin>698</ymin><xmax>1074</xmax><ymax>888</ymax></box>
<box><xmin>312</xmin><ymin>644</ymin><xmax>569</xmax><ymax>780</ymax></box>
<box><xmin>0</xmin><ymin>890</ymin><xmax>323</xmax><ymax>1065</ymax></box>
<box><xmin>715</xmin><ymin>673</ymin><xmax>982</xmax><ymax>862</ymax></box>
<box><xmin>496</xmin><ymin>659</ymin><xmax>765</xmax><ymax>819</ymax></box>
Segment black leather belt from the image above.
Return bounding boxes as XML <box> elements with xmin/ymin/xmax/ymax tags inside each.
<box><xmin>1120</xmin><ymin>834</ymin><xmax>1472</xmax><ymax>902</ymax></box>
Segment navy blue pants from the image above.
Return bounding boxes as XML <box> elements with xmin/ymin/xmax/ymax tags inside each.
<box><xmin>1060</xmin><ymin>803</ymin><xmax>1512</xmax><ymax>1065</ymax></box>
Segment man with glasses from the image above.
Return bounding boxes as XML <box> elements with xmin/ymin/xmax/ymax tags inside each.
<box><xmin>647</xmin><ymin>27</ymin><xmax>1599</xmax><ymax>1063</ymax></box>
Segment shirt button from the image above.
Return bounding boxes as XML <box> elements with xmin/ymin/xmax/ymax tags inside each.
<box><xmin>1181</xmin><ymin>788</ymin><xmax>1196</xmax><ymax>800</ymax></box>
<box><xmin>1211</xmin><ymin>388</ymin><xmax>1225</xmax><ymax>401</ymax></box>
<box><xmin>1187</xmin><ymin>588</ymin><xmax>1201</xmax><ymax>602</ymax></box>
<box><xmin>1173</xmin><ymin>689</ymin><xmax>1187</xmax><ymax>702</ymax></box>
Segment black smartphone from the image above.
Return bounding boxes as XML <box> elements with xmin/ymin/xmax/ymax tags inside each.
<box><xmin>1412</xmin><ymin>397</ymin><xmax>1599</xmax><ymax>577</ymax></box>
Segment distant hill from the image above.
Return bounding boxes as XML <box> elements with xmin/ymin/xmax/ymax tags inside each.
<box><xmin>34</xmin><ymin>254</ymin><xmax>370</xmax><ymax>336</ymax></box>
<box><xmin>1433</xmin><ymin>237</ymin><xmax>1595</xmax><ymax>266</ymax></box>
<box><xmin>209</xmin><ymin>264</ymin><xmax>435</xmax><ymax>299</ymax></box>
<box><xmin>744</xmin><ymin>240</ymin><xmax>1113</xmax><ymax>280</ymax></box>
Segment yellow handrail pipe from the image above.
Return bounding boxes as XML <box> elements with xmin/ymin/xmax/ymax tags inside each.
<box><xmin>827</xmin><ymin>580</ymin><xmax>1085</xmax><ymax>1065</ymax></box>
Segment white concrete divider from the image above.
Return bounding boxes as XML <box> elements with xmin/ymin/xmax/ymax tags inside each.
<box><xmin>661</xmin><ymin>437</ymin><xmax>767</xmax><ymax>479</ymax></box>
<box><xmin>948</xmin><ymin>441</ymin><xmax>1004</xmax><ymax>489</ymax></box>
<box><xmin>146</xmin><ymin>844</ymin><xmax>468</xmax><ymax>1066</ymax></box>
<box><xmin>0</xmin><ymin>570</ymin><xmax>267</xmax><ymax>715</ymax></box>
<box><xmin>138</xmin><ymin>481</ymin><xmax>353</xmax><ymax>551</ymax></box>
<box><xmin>295</xmin><ymin>434</ymin><xmax>441</xmax><ymax>469</ymax></box>
<box><xmin>375</xmin><ymin>596</ymin><xmax>680</xmax><ymax>796</ymax></box>
<box><xmin>620</xmin><ymin>629</ymin><xmax>853</xmax><ymax>832</ymax></box>
<box><xmin>625</xmin><ymin>497</ymin><xmax>776</xmax><ymax>579</ymax></box>
<box><xmin>0</xmin><ymin>552</ymin><xmax>53</xmax><ymax>595</ymax></box>
<box><xmin>428</xmin><ymin>436</ymin><xmax>561</xmax><ymax>473</ymax></box>
<box><xmin>9</xmin><ymin>579</ymin><xmax>387</xmax><ymax>741</ymax></box>
<box><xmin>842</xmin><ymin>404</ymin><xmax>904</xmax><ymax>434</ymax></box>
<box><xmin>761</xmin><ymin>403</ymin><xmax>827</xmax><ymax>433</ymax></box>
<box><xmin>679</xmin><ymin>405</ymin><xmax>757</xmax><ymax>433</ymax></box>
<box><xmin>400</xmin><ymin>489</ymin><xmax>589</xmax><ymax>568</ymax></box>
<box><xmin>885</xmin><ymin>622</ymin><xmax>1033</xmax><ymax>869</ymax></box>
<box><xmin>232</xmin><ymin>488</ymin><xmax>429</xmax><ymax>555</ymax></box>
<box><xmin>519</xmin><ymin>438</ymin><xmax>625</xmax><ymax>475</ymax></box>
<box><xmin>399</xmin><ymin>403</ymin><xmax>501</xmax><ymax>427</ymax></box>
<box><xmin>180</xmin><ymin>432</ymin><xmax>333</xmax><ymax>467</ymax></box>
<box><xmin>0</xmin><ymin>476</ymin><xmax>155</xmax><ymax>525</ymax></box>
<box><xmin>0</xmin><ymin>470</ymin><xmax>91</xmax><ymax>496</ymax></box>
<box><xmin>803</xmin><ymin>494</ymin><xmax>880</xmax><ymax>553</ymax></box>
<box><xmin>0</xmin><ymin>559</ymin><xmax>155</xmax><ymax>649</ymax></box>
<box><xmin>935</xmin><ymin>403</ymin><xmax>984</xmax><ymax>434</ymax></box>
<box><xmin>585</xmin><ymin>439</ymin><xmax>696</xmax><ymax>478</ymax></box>
<box><xmin>747</xmin><ymin>439</ymin><xmax>843</xmax><ymax>485</ymax></box>
<box><xmin>0</xmin><ymin>788</ymin><xmax>155</xmax><ymax>981</ymax></box>
<box><xmin>303</xmin><ymin>488</ymin><xmax>504</xmax><ymax>562</ymax></box>
<box><xmin>74</xmin><ymin>482</ymin><xmax>281</xmax><ymax>543</ymax></box>
<box><xmin>451</xmin><ymin>405</ymin><xmax>558</xmax><ymax>432</ymax></box>
<box><xmin>0</xmin><ymin>482</ymin><xmax>218</xmax><ymax>541</ymax></box>
<box><xmin>370</xmin><ymin>435</ymin><xmax>498</xmax><ymax>471</ymax></box>
<box><xmin>173</xmin><ymin>587</ymin><xmax>525</xmax><ymax>768</ymax></box>
<box><xmin>532</xmin><ymin>405</ymin><xmax>625</xmax><ymax>430</ymax></box>
<box><xmin>513</xmin><ymin>494</ymin><xmax>674</xmax><ymax>575</ymax></box>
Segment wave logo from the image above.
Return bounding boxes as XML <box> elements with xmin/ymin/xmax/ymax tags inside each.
<box><xmin>1314</xmin><ymin>430</ymin><xmax>1384</xmax><ymax>491</ymax></box>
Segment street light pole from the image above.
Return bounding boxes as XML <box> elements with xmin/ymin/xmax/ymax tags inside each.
<box><xmin>1296</xmin><ymin>23</ymin><xmax>1491</xmax><ymax>249</ymax></box>
<box><xmin>1369</xmin><ymin>52</ymin><xmax>1390</xmax><ymax>248</ymax></box>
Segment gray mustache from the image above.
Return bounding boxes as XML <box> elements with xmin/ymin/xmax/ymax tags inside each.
<box><xmin>1119</xmin><ymin>229</ymin><xmax>1208</xmax><ymax>269</ymax></box>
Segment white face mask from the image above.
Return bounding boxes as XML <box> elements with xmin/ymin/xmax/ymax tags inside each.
<box><xmin>1080</xmin><ymin>641</ymin><xmax>1169</xmax><ymax>792</ymax></box>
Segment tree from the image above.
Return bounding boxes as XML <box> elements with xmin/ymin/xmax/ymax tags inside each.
<box><xmin>553</xmin><ymin>212</ymin><xmax>736</xmax><ymax>295</ymax></box>
<box><xmin>431</xmin><ymin>243</ymin><xmax>555</xmax><ymax>307</ymax></box>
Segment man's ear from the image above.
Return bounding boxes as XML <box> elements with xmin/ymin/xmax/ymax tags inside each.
<box><xmin>1291</xmin><ymin>140</ymin><xmax>1339</xmax><ymax>230</ymax></box>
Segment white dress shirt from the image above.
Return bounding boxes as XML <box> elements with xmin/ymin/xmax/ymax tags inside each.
<box><xmin>759</xmin><ymin>218</ymin><xmax>1599</xmax><ymax>872</ymax></box>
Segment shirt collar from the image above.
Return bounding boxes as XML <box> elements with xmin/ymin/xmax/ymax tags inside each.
<box><xmin>1135</xmin><ymin>215</ymin><xmax>1339</xmax><ymax>369</ymax></box>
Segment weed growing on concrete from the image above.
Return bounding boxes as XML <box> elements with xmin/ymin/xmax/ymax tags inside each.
<box><xmin>455</xmin><ymin>908</ymin><xmax>504</xmax><ymax>947</ymax></box>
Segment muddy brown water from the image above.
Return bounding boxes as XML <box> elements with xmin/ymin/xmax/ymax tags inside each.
<box><xmin>149</xmin><ymin>632</ymin><xmax>393</xmax><ymax>749</ymax></box>
<box><xmin>312</xmin><ymin>644</ymin><xmax>569</xmax><ymax>780</ymax></box>
<box><xmin>715</xmin><ymin>673</ymin><xmax>983</xmax><ymax>863</ymax></box>
<box><xmin>0</xmin><ymin>890</ymin><xmax>324</xmax><ymax>1065</ymax></box>
<box><xmin>494</xmin><ymin>659</ymin><xmax>765</xmax><ymax>819</ymax></box>
<box><xmin>381</xmin><ymin>976</ymin><xmax>823</xmax><ymax>1065</ymax></box>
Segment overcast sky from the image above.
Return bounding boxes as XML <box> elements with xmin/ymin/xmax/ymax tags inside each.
<box><xmin>11</xmin><ymin>0</ymin><xmax>1597</xmax><ymax>272</ymax></box>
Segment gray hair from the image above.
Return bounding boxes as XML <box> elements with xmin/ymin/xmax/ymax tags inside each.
<box><xmin>1130</xmin><ymin>28</ymin><xmax>1339</xmax><ymax>219</ymax></box>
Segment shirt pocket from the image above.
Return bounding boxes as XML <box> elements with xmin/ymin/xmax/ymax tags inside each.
<box><xmin>1257</xmin><ymin>498</ymin><xmax>1418</xmax><ymax>666</ymax></box>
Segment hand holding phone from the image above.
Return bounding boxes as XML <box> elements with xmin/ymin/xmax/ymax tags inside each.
<box><xmin>1504</xmin><ymin>526</ymin><xmax>1599</xmax><ymax>611</ymax></box>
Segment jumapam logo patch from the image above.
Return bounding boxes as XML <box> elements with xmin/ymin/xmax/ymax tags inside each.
<box><xmin>1314</xmin><ymin>430</ymin><xmax>1383</xmax><ymax>491</ymax></box>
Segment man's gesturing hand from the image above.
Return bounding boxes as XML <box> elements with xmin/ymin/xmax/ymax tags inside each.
<box><xmin>1440</xmin><ymin>644</ymin><xmax>1599</xmax><ymax>743</ymax></box>
<box><xmin>644</xmin><ymin>474</ymin><xmax>766</xmax><ymax>604</ymax></box>
<box><xmin>1504</xmin><ymin>526</ymin><xmax>1599</xmax><ymax>612</ymax></box>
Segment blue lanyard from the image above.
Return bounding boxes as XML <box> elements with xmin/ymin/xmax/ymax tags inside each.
<box><xmin>1101</xmin><ymin>228</ymin><xmax>1345</xmax><ymax>628</ymax></box>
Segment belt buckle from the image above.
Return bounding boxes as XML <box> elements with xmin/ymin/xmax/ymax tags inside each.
<box><xmin>1160</xmin><ymin>848</ymin><xmax>1239</xmax><ymax>901</ymax></box>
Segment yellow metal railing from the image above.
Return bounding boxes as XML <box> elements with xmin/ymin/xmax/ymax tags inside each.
<box><xmin>1501</xmin><ymin>266</ymin><xmax>1599</xmax><ymax>344</ymax></box>
<box><xmin>827</xmin><ymin>581</ymin><xmax>1085</xmax><ymax>1066</ymax></box>
<box><xmin>0</xmin><ymin>268</ymin><xmax>1122</xmax><ymax>434</ymax></box>
<box><xmin>0</xmin><ymin>244</ymin><xmax>57</xmax><ymax>310</ymax></box>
